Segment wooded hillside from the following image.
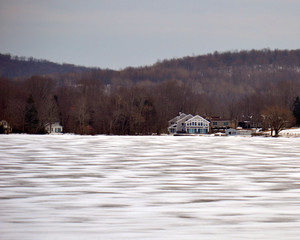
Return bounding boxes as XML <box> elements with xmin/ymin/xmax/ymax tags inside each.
<box><xmin>1</xmin><ymin>49</ymin><xmax>300</xmax><ymax>134</ymax></box>
<box><xmin>0</xmin><ymin>54</ymin><xmax>92</xmax><ymax>79</ymax></box>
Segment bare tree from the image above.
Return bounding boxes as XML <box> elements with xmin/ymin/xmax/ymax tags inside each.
<box><xmin>39</xmin><ymin>95</ymin><xmax>59</xmax><ymax>132</ymax></box>
<box><xmin>71</xmin><ymin>97</ymin><xmax>91</xmax><ymax>134</ymax></box>
<box><xmin>6</xmin><ymin>99</ymin><xmax>26</xmax><ymax>132</ymax></box>
<box><xmin>261</xmin><ymin>106</ymin><xmax>295</xmax><ymax>137</ymax></box>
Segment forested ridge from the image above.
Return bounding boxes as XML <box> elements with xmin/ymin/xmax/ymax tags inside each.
<box><xmin>1</xmin><ymin>49</ymin><xmax>300</xmax><ymax>134</ymax></box>
<box><xmin>0</xmin><ymin>53</ymin><xmax>93</xmax><ymax>79</ymax></box>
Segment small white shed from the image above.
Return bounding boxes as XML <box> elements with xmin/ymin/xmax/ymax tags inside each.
<box><xmin>45</xmin><ymin>122</ymin><xmax>63</xmax><ymax>134</ymax></box>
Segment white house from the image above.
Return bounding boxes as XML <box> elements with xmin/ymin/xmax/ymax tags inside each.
<box><xmin>185</xmin><ymin>115</ymin><xmax>210</xmax><ymax>134</ymax></box>
<box><xmin>168</xmin><ymin>113</ymin><xmax>210</xmax><ymax>134</ymax></box>
<box><xmin>175</xmin><ymin>114</ymin><xmax>194</xmax><ymax>133</ymax></box>
<box><xmin>45</xmin><ymin>122</ymin><xmax>63</xmax><ymax>134</ymax></box>
<box><xmin>168</xmin><ymin>112</ymin><xmax>191</xmax><ymax>133</ymax></box>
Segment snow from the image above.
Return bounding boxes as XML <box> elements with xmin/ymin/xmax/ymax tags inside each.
<box><xmin>280</xmin><ymin>128</ymin><xmax>300</xmax><ymax>136</ymax></box>
<box><xmin>1</xmin><ymin>134</ymin><xmax>300</xmax><ymax>239</ymax></box>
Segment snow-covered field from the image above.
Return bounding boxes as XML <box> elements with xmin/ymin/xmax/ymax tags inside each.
<box><xmin>1</xmin><ymin>134</ymin><xmax>300</xmax><ymax>239</ymax></box>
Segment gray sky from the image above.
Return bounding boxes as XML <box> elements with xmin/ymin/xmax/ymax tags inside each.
<box><xmin>1</xmin><ymin>0</ymin><xmax>300</xmax><ymax>69</ymax></box>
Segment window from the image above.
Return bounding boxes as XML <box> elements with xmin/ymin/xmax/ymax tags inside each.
<box><xmin>213</xmin><ymin>122</ymin><xmax>217</xmax><ymax>126</ymax></box>
<box><xmin>224</xmin><ymin>122</ymin><xmax>228</xmax><ymax>126</ymax></box>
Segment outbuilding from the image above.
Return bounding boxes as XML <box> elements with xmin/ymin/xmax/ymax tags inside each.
<box><xmin>45</xmin><ymin>122</ymin><xmax>63</xmax><ymax>134</ymax></box>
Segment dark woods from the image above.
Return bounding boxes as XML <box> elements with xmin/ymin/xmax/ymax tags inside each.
<box><xmin>1</xmin><ymin>49</ymin><xmax>300</xmax><ymax>134</ymax></box>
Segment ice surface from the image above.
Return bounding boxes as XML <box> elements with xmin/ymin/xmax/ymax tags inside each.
<box><xmin>1</xmin><ymin>134</ymin><xmax>300</xmax><ymax>239</ymax></box>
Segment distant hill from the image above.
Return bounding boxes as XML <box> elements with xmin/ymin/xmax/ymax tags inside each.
<box><xmin>0</xmin><ymin>53</ymin><xmax>94</xmax><ymax>79</ymax></box>
<box><xmin>2</xmin><ymin>49</ymin><xmax>300</xmax><ymax>100</ymax></box>
<box><xmin>2</xmin><ymin>49</ymin><xmax>300</xmax><ymax>84</ymax></box>
<box><xmin>81</xmin><ymin>48</ymin><xmax>300</xmax><ymax>96</ymax></box>
<box><xmin>115</xmin><ymin>48</ymin><xmax>300</xmax><ymax>84</ymax></box>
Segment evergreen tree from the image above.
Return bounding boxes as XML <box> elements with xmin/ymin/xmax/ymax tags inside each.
<box><xmin>24</xmin><ymin>95</ymin><xmax>39</xmax><ymax>134</ymax></box>
<box><xmin>293</xmin><ymin>96</ymin><xmax>300</xmax><ymax>126</ymax></box>
<box><xmin>0</xmin><ymin>124</ymin><xmax>5</xmax><ymax>134</ymax></box>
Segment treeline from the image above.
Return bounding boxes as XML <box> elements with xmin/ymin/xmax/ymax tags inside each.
<box><xmin>0</xmin><ymin>75</ymin><xmax>204</xmax><ymax>134</ymax></box>
<box><xmin>1</xmin><ymin>49</ymin><xmax>300</xmax><ymax>134</ymax></box>
<box><xmin>0</xmin><ymin>53</ymin><xmax>93</xmax><ymax>79</ymax></box>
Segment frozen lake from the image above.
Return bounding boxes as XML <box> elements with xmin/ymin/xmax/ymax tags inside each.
<box><xmin>1</xmin><ymin>134</ymin><xmax>300</xmax><ymax>239</ymax></box>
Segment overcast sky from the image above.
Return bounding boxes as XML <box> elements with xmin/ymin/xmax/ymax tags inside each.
<box><xmin>1</xmin><ymin>0</ymin><xmax>300</xmax><ymax>69</ymax></box>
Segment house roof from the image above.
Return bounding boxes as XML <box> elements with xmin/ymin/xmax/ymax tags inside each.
<box><xmin>177</xmin><ymin>114</ymin><xmax>193</xmax><ymax>124</ymax></box>
<box><xmin>168</xmin><ymin>112</ymin><xmax>187</xmax><ymax>124</ymax></box>
<box><xmin>168</xmin><ymin>124</ymin><xmax>177</xmax><ymax>129</ymax></box>
<box><xmin>186</xmin><ymin>115</ymin><xmax>210</xmax><ymax>123</ymax></box>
